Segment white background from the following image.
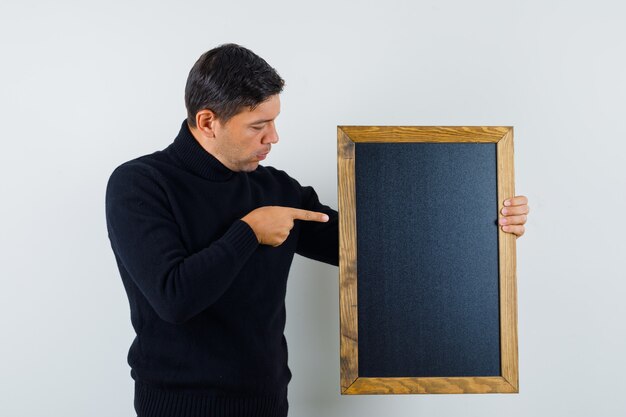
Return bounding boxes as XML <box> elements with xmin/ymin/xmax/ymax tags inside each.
<box><xmin>1</xmin><ymin>1</ymin><xmax>625</xmax><ymax>416</ymax></box>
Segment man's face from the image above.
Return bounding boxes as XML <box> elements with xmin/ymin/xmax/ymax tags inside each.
<box><xmin>212</xmin><ymin>94</ymin><xmax>281</xmax><ymax>172</ymax></box>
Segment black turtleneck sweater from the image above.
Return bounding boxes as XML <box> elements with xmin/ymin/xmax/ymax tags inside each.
<box><xmin>105</xmin><ymin>120</ymin><xmax>339</xmax><ymax>417</ymax></box>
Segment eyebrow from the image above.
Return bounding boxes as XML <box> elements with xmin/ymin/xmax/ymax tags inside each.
<box><xmin>249</xmin><ymin>118</ymin><xmax>274</xmax><ymax>125</ymax></box>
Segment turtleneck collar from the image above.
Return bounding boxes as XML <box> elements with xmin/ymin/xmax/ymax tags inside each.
<box><xmin>171</xmin><ymin>119</ymin><xmax>236</xmax><ymax>181</ymax></box>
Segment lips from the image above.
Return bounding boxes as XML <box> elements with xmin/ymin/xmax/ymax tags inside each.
<box><xmin>256</xmin><ymin>150</ymin><xmax>270</xmax><ymax>161</ymax></box>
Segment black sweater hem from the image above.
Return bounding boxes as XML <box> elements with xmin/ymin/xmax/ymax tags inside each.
<box><xmin>135</xmin><ymin>380</ymin><xmax>288</xmax><ymax>417</ymax></box>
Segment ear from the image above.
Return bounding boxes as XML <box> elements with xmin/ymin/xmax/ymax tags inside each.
<box><xmin>195</xmin><ymin>109</ymin><xmax>220</xmax><ymax>139</ymax></box>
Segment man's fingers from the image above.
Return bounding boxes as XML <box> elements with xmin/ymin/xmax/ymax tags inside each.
<box><xmin>291</xmin><ymin>208</ymin><xmax>329</xmax><ymax>223</ymax></box>
<box><xmin>500</xmin><ymin>205</ymin><xmax>529</xmax><ymax>216</ymax></box>
<box><xmin>504</xmin><ymin>195</ymin><xmax>528</xmax><ymax>207</ymax></box>
<box><xmin>501</xmin><ymin>224</ymin><xmax>525</xmax><ymax>238</ymax></box>
<box><xmin>499</xmin><ymin>214</ymin><xmax>527</xmax><ymax>226</ymax></box>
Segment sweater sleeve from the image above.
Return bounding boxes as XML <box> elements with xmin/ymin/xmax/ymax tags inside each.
<box><xmin>105</xmin><ymin>163</ymin><xmax>259</xmax><ymax>324</ymax></box>
<box><xmin>295</xmin><ymin>183</ymin><xmax>339</xmax><ymax>267</ymax></box>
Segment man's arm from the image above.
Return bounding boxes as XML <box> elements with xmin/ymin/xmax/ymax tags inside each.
<box><xmin>105</xmin><ymin>163</ymin><xmax>259</xmax><ymax>324</ymax></box>
<box><xmin>295</xmin><ymin>184</ymin><xmax>339</xmax><ymax>266</ymax></box>
<box><xmin>278</xmin><ymin>182</ymin><xmax>528</xmax><ymax>266</ymax></box>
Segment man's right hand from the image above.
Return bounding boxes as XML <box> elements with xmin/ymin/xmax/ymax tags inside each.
<box><xmin>241</xmin><ymin>206</ymin><xmax>329</xmax><ymax>247</ymax></box>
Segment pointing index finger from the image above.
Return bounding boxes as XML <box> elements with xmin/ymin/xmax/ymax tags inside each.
<box><xmin>291</xmin><ymin>208</ymin><xmax>329</xmax><ymax>223</ymax></box>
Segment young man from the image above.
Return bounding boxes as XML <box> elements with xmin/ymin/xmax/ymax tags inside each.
<box><xmin>105</xmin><ymin>43</ymin><xmax>529</xmax><ymax>417</ymax></box>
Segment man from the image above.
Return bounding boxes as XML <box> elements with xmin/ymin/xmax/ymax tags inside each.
<box><xmin>105</xmin><ymin>43</ymin><xmax>529</xmax><ymax>417</ymax></box>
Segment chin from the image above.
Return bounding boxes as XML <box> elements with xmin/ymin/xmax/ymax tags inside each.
<box><xmin>241</xmin><ymin>163</ymin><xmax>260</xmax><ymax>173</ymax></box>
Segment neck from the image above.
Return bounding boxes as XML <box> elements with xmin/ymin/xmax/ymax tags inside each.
<box><xmin>188</xmin><ymin>123</ymin><xmax>236</xmax><ymax>172</ymax></box>
<box><xmin>170</xmin><ymin>119</ymin><xmax>235</xmax><ymax>181</ymax></box>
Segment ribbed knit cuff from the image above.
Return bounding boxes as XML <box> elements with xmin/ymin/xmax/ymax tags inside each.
<box><xmin>221</xmin><ymin>219</ymin><xmax>260</xmax><ymax>259</ymax></box>
<box><xmin>135</xmin><ymin>381</ymin><xmax>288</xmax><ymax>417</ymax></box>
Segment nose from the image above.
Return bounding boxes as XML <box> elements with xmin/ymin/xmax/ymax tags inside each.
<box><xmin>262</xmin><ymin>122</ymin><xmax>279</xmax><ymax>145</ymax></box>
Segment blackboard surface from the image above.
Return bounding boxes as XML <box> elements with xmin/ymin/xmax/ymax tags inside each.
<box><xmin>355</xmin><ymin>142</ymin><xmax>501</xmax><ymax>377</ymax></box>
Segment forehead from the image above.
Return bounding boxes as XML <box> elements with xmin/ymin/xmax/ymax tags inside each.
<box><xmin>235</xmin><ymin>94</ymin><xmax>281</xmax><ymax>124</ymax></box>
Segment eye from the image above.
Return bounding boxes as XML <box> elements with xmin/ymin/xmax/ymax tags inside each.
<box><xmin>251</xmin><ymin>126</ymin><xmax>263</xmax><ymax>131</ymax></box>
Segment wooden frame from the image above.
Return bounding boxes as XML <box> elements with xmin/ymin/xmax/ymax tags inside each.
<box><xmin>337</xmin><ymin>126</ymin><xmax>518</xmax><ymax>394</ymax></box>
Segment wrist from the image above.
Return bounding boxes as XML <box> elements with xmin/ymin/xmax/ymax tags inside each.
<box><xmin>240</xmin><ymin>217</ymin><xmax>261</xmax><ymax>243</ymax></box>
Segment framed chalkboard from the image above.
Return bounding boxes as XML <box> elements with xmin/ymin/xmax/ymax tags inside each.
<box><xmin>337</xmin><ymin>126</ymin><xmax>518</xmax><ymax>395</ymax></box>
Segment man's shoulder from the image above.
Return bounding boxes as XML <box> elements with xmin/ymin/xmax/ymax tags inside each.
<box><xmin>109</xmin><ymin>153</ymin><xmax>158</xmax><ymax>181</ymax></box>
<box><xmin>109</xmin><ymin>141</ymin><xmax>179</xmax><ymax>179</ymax></box>
<box><xmin>106</xmin><ymin>150</ymin><xmax>173</xmax><ymax>197</ymax></box>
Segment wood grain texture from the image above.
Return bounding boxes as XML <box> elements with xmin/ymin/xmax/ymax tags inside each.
<box><xmin>338</xmin><ymin>126</ymin><xmax>510</xmax><ymax>143</ymax></box>
<box><xmin>338</xmin><ymin>129</ymin><xmax>355</xmax><ymax>159</ymax></box>
<box><xmin>337</xmin><ymin>126</ymin><xmax>519</xmax><ymax>395</ymax></box>
<box><xmin>344</xmin><ymin>377</ymin><xmax>518</xmax><ymax>394</ymax></box>
<box><xmin>496</xmin><ymin>128</ymin><xmax>519</xmax><ymax>391</ymax></box>
<box><xmin>337</xmin><ymin>127</ymin><xmax>359</xmax><ymax>392</ymax></box>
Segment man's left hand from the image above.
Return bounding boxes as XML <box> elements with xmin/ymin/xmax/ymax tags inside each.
<box><xmin>499</xmin><ymin>195</ymin><xmax>529</xmax><ymax>238</ymax></box>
